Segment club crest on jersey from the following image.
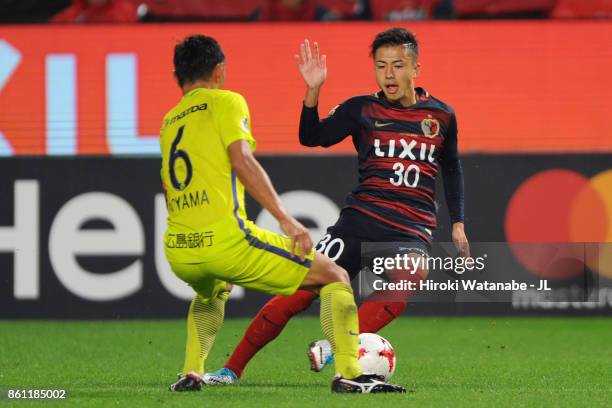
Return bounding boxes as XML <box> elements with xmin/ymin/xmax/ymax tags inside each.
<box><xmin>421</xmin><ymin>118</ymin><xmax>440</xmax><ymax>138</ymax></box>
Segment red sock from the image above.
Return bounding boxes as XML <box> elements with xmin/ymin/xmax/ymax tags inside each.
<box><xmin>225</xmin><ymin>290</ymin><xmax>316</xmax><ymax>378</ymax></box>
<box><xmin>358</xmin><ymin>264</ymin><xmax>425</xmax><ymax>333</ymax></box>
<box><xmin>358</xmin><ymin>300</ymin><xmax>407</xmax><ymax>333</ymax></box>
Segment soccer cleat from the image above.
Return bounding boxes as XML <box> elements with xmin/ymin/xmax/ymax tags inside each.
<box><xmin>201</xmin><ymin>367</ymin><xmax>239</xmax><ymax>385</ymax></box>
<box><xmin>331</xmin><ymin>374</ymin><xmax>406</xmax><ymax>394</ymax></box>
<box><xmin>307</xmin><ymin>339</ymin><xmax>334</xmax><ymax>372</ymax></box>
<box><xmin>168</xmin><ymin>371</ymin><xmax>203</xmax><ymax>392</ymax></box>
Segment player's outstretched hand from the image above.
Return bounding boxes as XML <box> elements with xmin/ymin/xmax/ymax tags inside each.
<box><xmin>452</xmin><ymin>222</ymin><xmax>470</xmax><ymax>259</ymax></box>
<box><xmin>295</xmin><ymin>39</ymin><xmax>327</xmax><ymax>90</ymax></box>
<box><xmin>279</xmin><ymin>216</ymin><xmax>313</xmax><ymax>262</ymax></box>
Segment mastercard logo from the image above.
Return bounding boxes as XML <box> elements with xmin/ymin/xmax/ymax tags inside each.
<box><xmin>505</xmin><ymin>169</ymin><xmax>612</xmax><ymax>279</ymax></box>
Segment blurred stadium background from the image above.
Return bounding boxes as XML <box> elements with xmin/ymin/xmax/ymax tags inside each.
<box><xmin>1</xmin><ymin>0</ymin><xmax>611</xmax><ymax>319</ymax></box>
<box><xmin>1</xmin><ymin>1</ymin><xmax>611</xmax><ymax>405</ymax></box>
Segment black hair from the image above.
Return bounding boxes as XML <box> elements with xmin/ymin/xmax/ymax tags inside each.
<box><xmin>370</xmin><ymin>28</ymin><xmax>418</xmax><ymax>61</ymax></box>
<box><xmin>173</xmin><ymin>35</ymin><xmax>225</xmax><ymax>87</ymax></box>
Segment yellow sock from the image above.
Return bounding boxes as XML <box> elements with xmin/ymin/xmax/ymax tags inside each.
<box><xmin>182</xmin><ymin>291</ymin><xmax>228</xmax><ymax>375</ymax></box>
<box><xmin>319</xmin><ymin>282</ymin><xmax>363</xmax><ymax>379</ymax></box>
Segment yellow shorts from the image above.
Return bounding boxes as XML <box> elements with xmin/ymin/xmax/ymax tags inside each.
<box><xmin>168</xmin><ymin>220</ymin><xmax>314</xmax><ymax>303</ymax></box>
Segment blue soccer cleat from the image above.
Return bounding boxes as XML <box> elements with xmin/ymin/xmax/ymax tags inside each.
<box><xmin>307</xmin><ymin>339</ymin><xmax>334</xmax><ymax>372</ymax></box>
<box><xmin>202</xmin><ymin>367</ymin><xmax>238</xmax><ymax>385</ymax></box>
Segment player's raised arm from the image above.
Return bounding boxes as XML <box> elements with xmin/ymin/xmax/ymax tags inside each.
<box><xmin>228</xmin><ymin>140</ymin><xmax>313</xmax><ymax>261</ymax></box>
<box><xmin>296</xmin><ymin>40</ymin><xmax>358</xmax><ymax>148</ymax></box>
<box><xmin>295</xmin><ymin>39</ymin><xmax>327</xmax><ymax>107</ymax></box>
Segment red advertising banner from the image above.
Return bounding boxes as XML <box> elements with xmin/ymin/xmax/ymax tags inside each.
<box><xmin>0</xmin><ymin>21</ymin><xmax>610</xmax><ymax>156</ymax></box>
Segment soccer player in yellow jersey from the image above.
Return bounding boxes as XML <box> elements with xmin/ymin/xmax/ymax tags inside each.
<box><xmin>161</xmin><ymin>35</ymin><xmax>405</xmax><ymax>393</ymax></box>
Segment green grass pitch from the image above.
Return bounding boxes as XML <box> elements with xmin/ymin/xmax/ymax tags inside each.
<box><xmin>1</xmin><ymin>317</ymin><xmax>610</xmax><ymax>407</ymax></box>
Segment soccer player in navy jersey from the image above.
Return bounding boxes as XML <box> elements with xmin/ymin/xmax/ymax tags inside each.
<box><xmin>204</xmin><ymin>28</ymin><xmax>469</xmax><ymax>383</ymax></box>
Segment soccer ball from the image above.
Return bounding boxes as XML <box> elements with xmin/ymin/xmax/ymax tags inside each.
<box><xmin>357</xmin><ymin>333</ymin><xmax>396</xmax><ymax>381</ymax></box>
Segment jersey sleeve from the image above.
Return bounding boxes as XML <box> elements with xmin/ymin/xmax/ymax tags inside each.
<box><xmin>299</xmin><ymin>97</ymin><xmax>362</xmax><ymax>148</ymax></box>
<box><xmin>439</xmin><ymin>112</ymin><xmax>465</xmax><ymax>224</ymax></box>
<box><xmin>216</xmin><ymin>93</ymin><xmax>257</xmax><ymax>150</ymax></box>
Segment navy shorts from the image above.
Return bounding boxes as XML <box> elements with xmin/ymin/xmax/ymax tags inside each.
<box><xmin>315</xmin><ymin>208</ymin><xmax>431</xmax><ymax>280</ymax></box>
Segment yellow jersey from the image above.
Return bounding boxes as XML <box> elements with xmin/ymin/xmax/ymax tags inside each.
<box><xmin>160</xmin><ymin>88</ymin><xmax>256</xmax><ymax>262</ymax></box>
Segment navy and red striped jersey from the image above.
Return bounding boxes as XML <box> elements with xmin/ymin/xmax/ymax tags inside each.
<box><xmin>299</xmin><ymin>87</ymin><xmax>464</xmax><ymax>243</ymax></box>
